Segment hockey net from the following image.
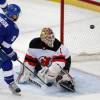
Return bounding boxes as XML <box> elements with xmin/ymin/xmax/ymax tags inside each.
<box><xmin>60</xmin><ymin>0</ymin><xmax>100</xmax><ymax>62</ymax></box>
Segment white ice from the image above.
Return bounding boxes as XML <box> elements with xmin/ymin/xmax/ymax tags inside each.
<box><xmin>0</xmin><ymin>0</ymin><xmax>100</xmax><ymax>100</ymax></box>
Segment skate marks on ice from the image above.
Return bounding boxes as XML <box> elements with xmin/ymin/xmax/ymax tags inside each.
<box><xmin>1</xmin><ymin>68</ymin><xmax>100</xmax><ymax>98</ymax></box>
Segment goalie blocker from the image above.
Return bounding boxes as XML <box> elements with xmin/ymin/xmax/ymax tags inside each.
<box><xmin>17</xmin><ymin>27</ymin><xmax>75</xmax><ymax>91</ymax></box>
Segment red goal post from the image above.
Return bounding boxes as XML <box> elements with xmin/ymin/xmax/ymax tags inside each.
<box><xmin>60</xmin><ymin>0</ymin><xmax>64</xmax><ymax>44</ymax></box>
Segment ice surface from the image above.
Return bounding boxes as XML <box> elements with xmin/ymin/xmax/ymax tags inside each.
<box><xmin>0</xmin><ymin>0</ymin><xmax>100</xmax><ymax>100</ymax></box>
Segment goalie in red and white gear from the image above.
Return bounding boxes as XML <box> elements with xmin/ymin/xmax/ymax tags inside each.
<box><xmin>17</xmin><ymin>27</ymin><xmax>75</xmax><ymax>91</ymax></box>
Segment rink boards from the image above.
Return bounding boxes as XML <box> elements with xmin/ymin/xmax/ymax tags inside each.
<box><xmin>49</xmin><ymin>0</ymin><xmax>100</xmax><ymax>12</ymax></box>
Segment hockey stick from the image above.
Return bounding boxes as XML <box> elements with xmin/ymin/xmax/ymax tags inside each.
<box><xmin>57</xmin><ymin>64</ymin><xmax>73</xmax><ymax>80</ymax></box>
<box><xmin>29</xmin><ymin>77</ymin><xmax>42</xmax><ymax>88</ymax></box>
<box><xmin>17</xmin><ymin>59</ymin><xmax>52</xmax><ymax>87</ymax></box>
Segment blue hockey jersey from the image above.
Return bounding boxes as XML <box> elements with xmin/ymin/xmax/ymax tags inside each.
<box><xmin>0</xmin><ymin>13</ymin><xmax>19</xmax><ymax>54</ymax></box>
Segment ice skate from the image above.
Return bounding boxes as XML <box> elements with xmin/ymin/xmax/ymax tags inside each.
<box><xmin>9</xmin><ymin>82</ymin><xmax>21</xmax><ymax>95</ymax></box>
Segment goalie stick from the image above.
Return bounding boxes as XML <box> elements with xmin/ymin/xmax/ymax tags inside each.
<box><xmin>29</xmin><ymin>77</ymin><xmax>42</xmax><ymax>88</ymax></box>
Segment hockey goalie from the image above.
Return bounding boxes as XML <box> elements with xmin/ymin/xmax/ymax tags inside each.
<box><xmin>17</xmin><ymin>27</ymin><xmax>75</xmax><ymax>92</ymax></box>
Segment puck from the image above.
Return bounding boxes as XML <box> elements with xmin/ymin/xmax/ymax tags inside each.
<box><xmin>90</xmin><ymin>25</ymin><xmax>95</xmax><ymax>29</ymax></box>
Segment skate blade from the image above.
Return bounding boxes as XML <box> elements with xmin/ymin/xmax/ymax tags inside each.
<box><xmin>12</xmin><ymin>92</ymin><xmax>21</xmax><ymax>96</ymax></box>
<box><xmin>60</xmin><ymin>84</ymin><xmax>75</xmax><ymax>92</ymax></box>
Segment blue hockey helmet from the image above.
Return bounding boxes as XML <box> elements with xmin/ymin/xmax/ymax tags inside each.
<box><xmin>5</xmin><ymin>4</ymin><xmax>21</xmax><ymax>21</ymax></box>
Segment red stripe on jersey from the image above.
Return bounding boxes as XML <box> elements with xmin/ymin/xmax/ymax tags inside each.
<box><xmin>24</xmin><ymin>54</ymin><xmax>38</xmax><ymax>67</ymax></box>
<box><xmin>52</xmin><ymin>55</ymin><xmax>66</xmax><ymax>62</ymax></box>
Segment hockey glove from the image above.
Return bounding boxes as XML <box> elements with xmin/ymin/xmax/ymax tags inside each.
<box><xmin>8</xmin><ymin>51</ymin><xmax>18</xmax><ymax>61</ymax></box>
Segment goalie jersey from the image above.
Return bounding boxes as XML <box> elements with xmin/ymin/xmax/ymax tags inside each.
<box><xmin>24</xmin><ymin>37</ymin><xmax>71</xmax><ymax>72</ymax></box>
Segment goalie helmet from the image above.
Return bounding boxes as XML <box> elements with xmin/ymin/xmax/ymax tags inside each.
<box><xmin>40</xmin><ymin>27</ymin><xmax>55</xmax><ymax>48</ymax></box>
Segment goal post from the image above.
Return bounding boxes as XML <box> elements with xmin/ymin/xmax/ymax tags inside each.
<box><xmin>60</xmin><ymin>0</ymin><xmax>64</xmax><ymax>44</ymax></box>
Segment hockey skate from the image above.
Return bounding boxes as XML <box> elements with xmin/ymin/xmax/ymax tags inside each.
<box><xmin>56</xmin><ymin>71</ymin><xmax>75</xmax><ymax>92</ymax></box>
<box><xmin>9</xmin><ymin>82</ymin><xmax>21</xmax><ymax>95</ymax></box>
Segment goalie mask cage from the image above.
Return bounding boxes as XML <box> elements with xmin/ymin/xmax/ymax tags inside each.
<box><xmin>60</xmin><ymin>0</ymin><xmax>100</xmax><ymax>62</ymax></box>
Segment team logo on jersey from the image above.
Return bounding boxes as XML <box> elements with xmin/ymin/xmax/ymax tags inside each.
<box><xmin>39</xmin><ymin>56</ymin><xmax>52</xmax><ymax>67</ymax></box>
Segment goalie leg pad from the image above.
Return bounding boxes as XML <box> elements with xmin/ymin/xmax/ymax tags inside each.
<box><xmin>37</xmin><ymin>67</ymin><xmax>55</xmax><ymax>84</ymax></box>
<box><xmin>17</xmin><ymin>62</ymin><xmax>34</xmax><ymax>84</ymax></box>
<box><xmin>38</xmin><ymin>63</ymin><xmax>63</xmax><ymax>84</ymax></box>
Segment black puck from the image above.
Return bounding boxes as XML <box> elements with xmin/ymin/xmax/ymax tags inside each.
<box><xmin>90</xmin><ymin>25</ymin><xmax>95</xmax><ymax>29</ymax></box>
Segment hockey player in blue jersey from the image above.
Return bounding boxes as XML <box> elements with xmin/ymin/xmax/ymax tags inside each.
<box><xmin>0</xmin><ymin>0</ymin><xmax>21</xmax><ymax>95</ymax></box>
